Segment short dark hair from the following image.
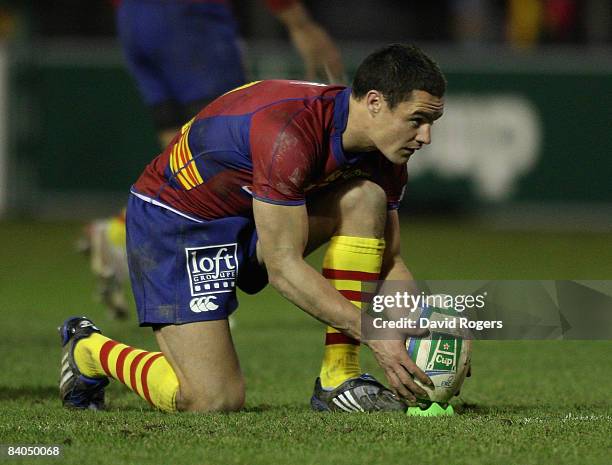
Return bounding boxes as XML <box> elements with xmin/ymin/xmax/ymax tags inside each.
<box><xmin>352</xmin><ymin>44</ymin><xmax>447</xmax><ymax>109</ymax></box>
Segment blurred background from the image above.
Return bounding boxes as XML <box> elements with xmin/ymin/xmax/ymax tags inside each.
<box><xmin>0</xmin><ymin>0</ymin><xmax>611</xmax><ymax>231</ymax></box>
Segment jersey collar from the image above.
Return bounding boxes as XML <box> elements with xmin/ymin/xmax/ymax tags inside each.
<box><xmin>331</xmin><ymin>87</ymin><xmax>365</xmax><ymax>166</ymax></box>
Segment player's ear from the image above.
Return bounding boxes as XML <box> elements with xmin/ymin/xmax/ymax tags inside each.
<box><xmin>366</xmin><ymin>90</ymin><xmax>384</xmax><ymax>116</ymax></box>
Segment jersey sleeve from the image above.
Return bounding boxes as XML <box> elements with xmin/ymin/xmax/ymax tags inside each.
<box><xmin>250</xmin><ymin>105</ymin><xmax>321</xmax><ymax>206</ymax></box>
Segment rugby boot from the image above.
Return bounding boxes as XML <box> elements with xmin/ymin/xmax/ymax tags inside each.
<box><xmin>58</xmin><ymin>316</ymin><xmax>109</xmax><ymax>410</ymax></box>
<box><xmin>310</xmin><ymin>373</ymin><xmax>406</xmax><ymax>412</ymax></box>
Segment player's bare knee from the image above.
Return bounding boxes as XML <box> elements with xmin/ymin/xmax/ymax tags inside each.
<box><xmin>337</xmin><ymin>179</ymin><xmax>387</xmax><ymax>235</ymax></box>
<box><xmin>339</xmin><ymin>179</ymin><xmax>386</xmax><ymax>213</ymax></box>
<box><xmin>176</xmin><ymin>380</ymin><xmax>245</xmax><ymax>413</ymax></box>
<box><xmin>177</xmin><ymin>394</ymin><xmax>244</xmax><ymax>413</ymax></box>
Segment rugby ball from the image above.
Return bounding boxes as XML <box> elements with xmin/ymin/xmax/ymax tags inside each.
<box><xmin>406</xmin><ymin>304</ymin><xmax>472</xmax><ymax>404</ymax></box>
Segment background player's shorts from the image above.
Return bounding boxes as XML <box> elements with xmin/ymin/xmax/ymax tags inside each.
<box><xmin>116</xmin><ymin>0</ymin><xmax>246</xmax><ymax>129</ymax></box>
<box><xmin>126</xmin><ymin>193</ymin><xmax>265</xmax><ymax>326</ymax></box>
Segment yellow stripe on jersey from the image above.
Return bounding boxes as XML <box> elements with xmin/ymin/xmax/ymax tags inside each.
<box><xmin>181</xmin><ymin>117</ymin><xmax>195</xmax><ymax>134</ymax></box>
<box><xmin>222</xmin><ymin>80</ymin><xmax>262</xmax><ymax>96</ymax></box>
<box><xmin>169</xmin><ymin>118</ymin><xmax>204</xmax><ymax>190</ymax></box>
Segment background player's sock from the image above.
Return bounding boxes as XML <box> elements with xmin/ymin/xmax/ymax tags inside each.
<box><xmin>87</xmin><ymin>210</ymin><xmax>129</xmax><ymax>319</ymax></box>
<box><xmin>89</xmin><ymin>211</ymin><xmax>127</xmax><ymax>279</ymax></box>
<box><xmin>106</xmin><ymin>210</ymin><xmax>127</xmax><ymax>249</ymax></box>
<box><xmin>319</xmin><ymin>236</ymin><xmax>385</xmax><ymax>389</ymax></box>
<box><xmin>74</xmin><ymin>333</ymin><xmax>178</xmax><ymax>412</ymax></box>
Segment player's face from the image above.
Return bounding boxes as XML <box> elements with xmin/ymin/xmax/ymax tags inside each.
<box><xmin>369</xmin><ymin>90</ymin><xmax>444</xmax><ymax>164</ymax></box>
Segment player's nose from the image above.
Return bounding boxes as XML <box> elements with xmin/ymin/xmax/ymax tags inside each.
<box><xmin>415</xmin><ymin>124</ymin><xmax>432</xmax><ymax>145</ymax></box>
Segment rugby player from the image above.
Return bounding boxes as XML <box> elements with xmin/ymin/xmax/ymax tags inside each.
<box><xmin>60</xmin><ymin>44</ymin><xmax>446</xmax><ymax>413</ymax></box>
<box><xmin>86</xmin><ymin>0</ymin><xmax>345</xmax><ymax>317</ymax></box>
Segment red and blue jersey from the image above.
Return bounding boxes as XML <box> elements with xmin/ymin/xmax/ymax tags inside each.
<box><xmin>132</xmin><ymin>80</ymin><xmax>408</xmax><ymax>220</ymax></box>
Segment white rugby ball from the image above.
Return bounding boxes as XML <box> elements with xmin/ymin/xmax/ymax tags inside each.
<box><xmin>406</xmin><ymin>305</ymin><xmax>472</xmax><ymax>404</ymax></box>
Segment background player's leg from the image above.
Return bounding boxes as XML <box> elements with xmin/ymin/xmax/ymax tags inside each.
<box><xmin>304</xmin><ymin>179</ymin><xmax>388</xmax><ymax>389</ymax></box>
<box><xmin>83</xmin><ymin>211</ymin><xmax>129</xmax><ymax>320</ymax></box>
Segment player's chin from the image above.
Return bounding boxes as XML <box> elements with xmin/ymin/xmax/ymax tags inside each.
<box><xmin>389</xmin><ymin>149</ymin><xmax>415</xmax><ymax>164</ymax></box>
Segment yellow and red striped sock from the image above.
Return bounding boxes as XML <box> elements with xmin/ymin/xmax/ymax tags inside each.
<box><xmin>319</xmin><ymin>236</ymin><xmax>385</xmax><ymax>389</ymax></box>
<box><xmin>74</xmin><ymin>333</ymin><xmax>178</xmax><ymax>412</ymax></box>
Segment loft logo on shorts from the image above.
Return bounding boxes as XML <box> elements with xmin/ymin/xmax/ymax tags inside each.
<box><xmin>185</xmin><ymin>243</ymin><xmax>238</xmax><ymax>296</ymax></box>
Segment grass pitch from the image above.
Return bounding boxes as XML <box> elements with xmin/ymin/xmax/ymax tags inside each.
<box><xmin>0</xmin><ymin>219</ymin><xmax>611</xmax><ymax>465</ymax></box>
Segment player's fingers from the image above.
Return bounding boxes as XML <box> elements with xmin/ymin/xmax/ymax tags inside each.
<box><xmin>386</xmin><ymin>369</ymin><xmax>415</xmax><ymax>402</ymax></box>
<box><xmin>401</xmin><ymin>357</ymin><xmax>433</xmax><ymax>388</ymax></box>
<box><xmin>395</xmin><ymin>365</ymin><xmax>428</xmax><ymax>399</ymax></box>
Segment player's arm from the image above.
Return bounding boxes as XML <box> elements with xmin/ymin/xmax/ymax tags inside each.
<box><xmin>380</xmin><ymin>209</ymin><xmax>416</xmax><ymax>282</ymax></box>
<box><xmin>253</xmin><ymin>199</ymin><xmax>362</xmax><ymax>338</ymax></box>
<box><xmin>357</xmin><ymin>208</ymin><xmax>434</xmax><ymax>399</ymax></box>
<box><xmin>270</xmin><ymin>1</ymin><xmax>346</xmax><ymax>83</ymax></box>
<box><xmin>381</xmin><ymin>209</ymin><xmax>472</xmax><ymax>381</ymax></box>
<box><xmin>253</xmin><ymin>200</ymin><xmax>432</xmax><ymax>401</ymax></box>
<box><xmin>377</xmin><ymin>209</ymin><xmax>424</xmax><ymax>319</ymax></box>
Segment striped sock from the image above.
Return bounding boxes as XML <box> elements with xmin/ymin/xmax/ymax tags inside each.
<box><xmin>74</xmin><ymin>333</ymin><xmax>178</xmax><ymax>412</ymax></box>
<box><xmin>319</xmin><ymin>236</ymin><xmax>385</xmax><ymax>389</ymax></box>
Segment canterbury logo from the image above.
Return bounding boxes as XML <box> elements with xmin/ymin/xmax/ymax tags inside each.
<box><xmin>189</xmin><ymin>296</ymin><xmax>219</xmax><ymax>313</ymax></box>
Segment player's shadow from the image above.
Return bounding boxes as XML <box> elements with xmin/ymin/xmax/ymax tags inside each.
<box><xmin>0</xmin><ymin>385</ymin><xmax>57</xmax><ymax>401</ymax></box>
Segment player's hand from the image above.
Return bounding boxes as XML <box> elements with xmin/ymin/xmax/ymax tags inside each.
<box><xmin>277</xmin><ymin>3</ymin><xmax>346</xmax><ymax>84</ymax></box>
<box><xmin>365</xmin><ymin>338</ymin><xmax>434</xmax><ymax>404</ymax></box>
<box><xmin>289</xmin><ymin>22</ymin><xmax>346</xmax><ymax>84</ymax></box>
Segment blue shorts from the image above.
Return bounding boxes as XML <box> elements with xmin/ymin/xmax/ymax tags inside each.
<box><xmin>126</xmin><ymin>193</ymin><xmax>267</xmax><ymax>326</ymax></box>
<box><xmin>116</xmin><ymin>0</ymin><xmax>245</xmax><ymax>125</ymax></box>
